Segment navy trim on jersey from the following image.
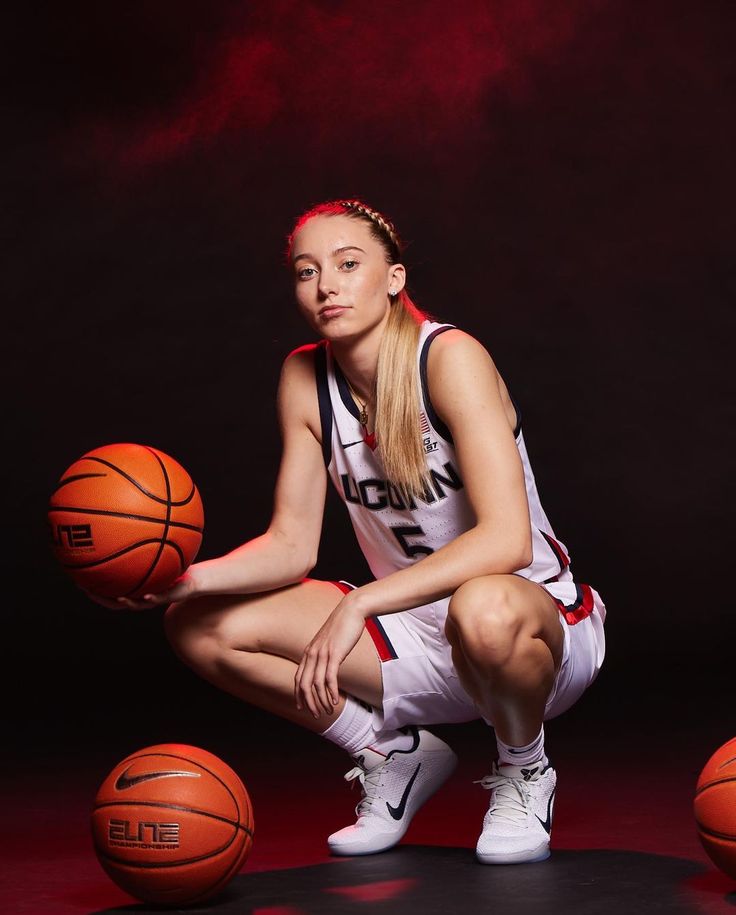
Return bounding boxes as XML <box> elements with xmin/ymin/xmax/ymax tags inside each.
<box><xmin>314</xmin><ymin>343</ymin><xmax>333</xmax><ymax>467</ymax></box>
<box><xmin>509</xmin><ymin>391</ymin><xmax>522</xmax><ymax>438</ymax></box>
<box><xmin>420</xmin><ymin>325</ymin><xmax>522</xmax><ymax>441</ymax></box>
<box><xmin>419</xmin><ymin>325</ymin><xmax>456</xmax><ymax>443</ymax></box>
<box><xmin>331</xmin><ymin>356</ymin><xmax>362</xmax><ymax>422</ymax></box>
<box><xmin>540</xmin><ymin>530</ymin><xmax>570</xmax><ymax>575</ymax></box>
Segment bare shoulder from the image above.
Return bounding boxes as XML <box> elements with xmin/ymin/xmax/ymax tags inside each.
<box><xmin>278</xmin><ymin>343</ymin><xmax>322</xmax><ymax>439</ymax></box>
<box><xmin>426</xmin><ymin>328</ymin><xmax>518</xmax><ymax>434</ymax></box>
<box><xmin>426</xmin><ymin>328</ymin><xmax>497</xmax><ymax>373</ymax></box>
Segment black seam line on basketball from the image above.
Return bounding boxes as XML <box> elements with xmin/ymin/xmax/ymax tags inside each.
<box><xmin>95</xmin><ymin>834</ymin><xmax>244</xmax><ymax>870</ymax></box>
<box><xmin>51</xmin><ymin>473</ymin><xmax>107</xmax><ymax>493</ymax></box>
<box><xmin>48</xmin><ymin>505</ymin><xmax>203</xmax><ymax>533</ymax></box>
<box><xmin>83</xmin><ymin>455</ymin><xmax>195</xmax><ymax>507</ymax></box>
<box><xmin>95</xmin><ymin>846</ymin><xmax>244</xmax><ymax>871</ymax></box>
<box><xmin>121</xmin><ymin>752</ymin><xmax>251</xmax><ymax>828</ymax></box>
<box><xmin>62</xmin><ymin>538</ymin><xmax>185</xmax><ymax>570</ymax></box>
<box><xmin>695</xmin><ymin>776</ymin><xmax>736</xmax><ymax>796</ymax></box>
<box><xmin>718</xmin><ymin>755</ymin><xmax>736</xmax><ymax>769</ymax></box>
<box><xmin>94</xmin><ymin>800</ymin><xmax>253</xmax><ymax>837</ymax></box>
<box><xmin>124</xmin><ymin>449</ymin><xmax>173</xmax><ymax>596</ymax></box>
<box><xmin>694</xmin><ymin>822</ymin><xmax>736</xmax><ymax>841</ymax></box>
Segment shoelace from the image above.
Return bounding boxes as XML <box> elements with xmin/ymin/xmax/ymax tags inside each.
<box><xmin>344</xmin><ymin>760</ymin><xmax>389</xmax><ymax>817</ymax></box>
<box><xmin>475</xmin><ymin>773</ymin><xmax>532</xmax><ymax>826</ymax></box>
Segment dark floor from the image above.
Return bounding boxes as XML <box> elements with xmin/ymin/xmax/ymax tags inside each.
<box><xmin>4</xmin><ymin>698</ymin><xmax>736</xmax><ymax>915</ymax></box>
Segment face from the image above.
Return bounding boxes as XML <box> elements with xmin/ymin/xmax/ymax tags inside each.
<box><xmin>290</xmin><ymin>214</ymin><xmax>405</xmax><ymax>342</ymax></box>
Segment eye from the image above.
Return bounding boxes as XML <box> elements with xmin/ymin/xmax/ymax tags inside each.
<box><xmin>297</xmin><ymin>266</ymin><xmax>317</xmax><ymax>280</ymax></box>
<box><xmin>340</xmin><ymin>259</ymin><xmax>359</xmax><ymax>271</ymax></box>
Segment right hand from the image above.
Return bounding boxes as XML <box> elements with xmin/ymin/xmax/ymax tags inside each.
<box><xmin>84</xmin><ymin>570</ymin><xmax>198</xmax><ymax>612</ymax></box>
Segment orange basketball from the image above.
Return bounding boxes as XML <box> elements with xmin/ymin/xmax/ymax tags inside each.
<box><xmin>91</xmin><ymin>743</ymin><xmax>254</xmax><ymax>906</ymax></box>
<box><xmin>694</xmin><ymin>736</ymin><xmax>736</xmax><ymax>879</ymax></box>
<box><xmin>48</xmin><ymin>443</ymin><xmax>204</xmax><ymax>599</ymax></box>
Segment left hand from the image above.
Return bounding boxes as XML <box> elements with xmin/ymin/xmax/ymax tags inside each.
<box><xmin>294</xmin><ymin>594</ymin><xmax>367</xmax><ymax>718</ymax></box>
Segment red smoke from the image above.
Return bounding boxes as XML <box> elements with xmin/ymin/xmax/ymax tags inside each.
<box><xmin>92</xmin><ymin>0</ymin><xmax>604</xmax><ymax>168</ymax></box>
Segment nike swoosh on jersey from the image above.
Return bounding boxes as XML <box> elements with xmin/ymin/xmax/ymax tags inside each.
<box><xmin>535</xmin><ymin>786</ymin><xmax>556</xmax><ymax>834</ymax></box>
<box><xmin>115</xmin><ymin>767</ymin><xmax>201</xmax><ymax>791</ymax></box>
<box><xmin>386</xmin><ymin>763</ymin><xmax>422</xmax><ymax>820</ymax></box>
<box><xmin>341</xmin><ymin>440</ymin><xmax>365</xmax><ymax>449</ymax></box>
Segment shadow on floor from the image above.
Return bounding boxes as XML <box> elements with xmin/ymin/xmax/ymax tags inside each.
<box><xmin>92</xmin><ymin>845</ymin><xmax>734</xmax><ymax>915</ymax></box>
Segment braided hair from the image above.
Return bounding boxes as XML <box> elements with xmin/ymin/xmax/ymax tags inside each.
<box><xmin>287</xmin><ymin>199</ymin><xmax>430</xmax><ymax>496</ymax></box>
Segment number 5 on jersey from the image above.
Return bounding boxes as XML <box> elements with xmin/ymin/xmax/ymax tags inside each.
<box><xmin>390</xmin><ymin>525</ymin><xmax>435</xmax><ymax>559</ymax></box>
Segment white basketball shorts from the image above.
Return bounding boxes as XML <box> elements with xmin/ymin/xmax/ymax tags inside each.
<box><xmin>332</xmin><ymin>579</ymin><xmax>606</xmax><ymax>733</ymax></box>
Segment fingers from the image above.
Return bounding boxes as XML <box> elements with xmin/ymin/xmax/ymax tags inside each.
<box><xmin>295</xmin><ymin>646</ymin><xmax>337</xmax><ymax>718</ymax></box>
<box><xmin>325</xmin><ymin>659</ymin><xmax>340</xmax><ymax>708</ymax></box>
<box><xmin>84</xmin><ymin>591</ymin><xmax>164</xmax><ymax>612</ymax></box>
<box><xmin>295</xmin><ymin>649</ymin><xmax>319</xmax><ymax>717</ymax></box>
<box><xmin>312</xmin><ymin>653</ymin><xmax>334</xmax><ymax>716</ymax></box>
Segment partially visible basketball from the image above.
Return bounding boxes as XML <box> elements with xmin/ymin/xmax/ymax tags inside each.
<box><xmin>91</xmin><ymin>743</ymin><xmax>254</xmax><ymax>906</ymax></box>
<box><xmin>694</xmin><ymin>736</ymin><xmax>736</xmax><ymax>879</ymax></box>
<box><xmin>48</xmin><ymin>443</ymin><xmax>204</xmax><ymax>599</ymax></box>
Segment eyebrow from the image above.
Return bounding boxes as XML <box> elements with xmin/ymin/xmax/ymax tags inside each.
<box><xmin>293</xmin><ymin>245</ymin><xmax>366</xmax><ymax>263</ymax></box>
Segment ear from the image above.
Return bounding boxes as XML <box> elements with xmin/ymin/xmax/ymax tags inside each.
<box><xmin>388</xmin><ymin>263</ymin><xmax>406</xmax><ymax>296</ymax></box>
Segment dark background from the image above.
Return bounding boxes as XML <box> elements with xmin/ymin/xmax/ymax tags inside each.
<box><xmin>4</xmin><ymin>1</ymin><xmax>734</xmax><ymax>766</ymax></box>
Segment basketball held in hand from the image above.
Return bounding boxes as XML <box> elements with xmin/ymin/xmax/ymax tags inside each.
<box><xmin>91</xmin><ymin>743</ymin><xmax>254</xmax><ymax>906</ymax></box>
<box><xmin>48</xmin><ymin>443</ymin><xmax>204</xmax><ymax>599</ymax></box>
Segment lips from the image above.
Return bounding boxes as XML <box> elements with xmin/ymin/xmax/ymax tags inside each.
<box><xmin>319</xmin><ymin>305</ymin><xmax>349</xmax><ymax>319</ymax></box>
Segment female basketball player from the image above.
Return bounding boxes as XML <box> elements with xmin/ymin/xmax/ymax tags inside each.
<box><xmin>98</xmin><ymin>200</ymin><xmax>606</xmax><ymax>865</ymax></box>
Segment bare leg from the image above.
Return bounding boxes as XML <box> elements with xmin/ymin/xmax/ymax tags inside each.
<box><xmin>164</xmin><ymin>579</ymin><xmax>382</xmax><ymax>735</ymax></box>
<box><xmin>445</xmin><ymin>575</ymin><xmax>564</xmax><ymax>747</ymax></box>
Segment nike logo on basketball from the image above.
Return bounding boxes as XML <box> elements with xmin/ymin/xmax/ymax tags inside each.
<box><xmin>535</xmin><ymin>787</ymin><xmax>555</xmax><ymax>834</ymax></box>
<box><xmin>386</xmin><ymin>764</ymin><xmax>421</xmax><ymax>820</ymax></box>
<box><xmin>114</xmin><ymin>767</ymin><xmax>201</xmax><ymax>791</ymax></box>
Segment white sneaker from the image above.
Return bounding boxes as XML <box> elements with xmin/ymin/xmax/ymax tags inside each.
<box><xmin>327</xmin><ymin>726</ymin><xmax>458</xmax><ymax>856</ymax></box>
<box><xmin>475</xmin><ymin>760</ymin><xmax>556</xmax><ymax>864</ymax></box>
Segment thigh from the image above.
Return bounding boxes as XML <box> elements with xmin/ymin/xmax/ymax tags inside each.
<box><xmin>171</xmin><ymin>578</ymin><xmax>383</xmax><ymax>706</ymax></box>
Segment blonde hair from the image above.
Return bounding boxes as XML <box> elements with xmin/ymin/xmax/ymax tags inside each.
<box><xmin>288</xmin><ymin>199</ymin><xmax>430</xmax><ymax>496</ymax></box>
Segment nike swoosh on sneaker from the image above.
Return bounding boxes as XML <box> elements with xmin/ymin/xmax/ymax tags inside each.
<box><xmin>386</xmin><ymin>763</ymin><xmax>422</xmax><ymax>820</ymax></box>
<box><xmin>115</xmin><ymin>767</ymin><xmax>201</xmax><ymax>791</ymax></box>
<box><xmin>535</xmin><ymin>786</ymin><xmax>556</xmax><ymax>834</ymax></box>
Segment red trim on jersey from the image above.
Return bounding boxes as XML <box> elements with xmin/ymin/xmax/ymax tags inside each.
<box><xmin>365</xmin><ymin>617</ymin><xmax>398</xmax><ymax>662</ymax></box>
<box><xmin>363</xmin><ymin>429</ymin><xmax>377</xmax><ymax>450</ymax></box>
<box><xmin>550</xmin><ymin>583</ymin><xmax>596</xmax><ymax>625</ymax></box>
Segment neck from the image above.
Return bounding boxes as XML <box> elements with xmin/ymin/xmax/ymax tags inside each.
<box><xmin>331</xmin><ymin>315</ymin><xmax>388</xmax><ymax>401</ymax></box>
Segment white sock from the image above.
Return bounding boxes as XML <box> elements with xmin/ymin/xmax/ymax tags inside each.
<box><xmin>320</xmin><ymin>696</ymin><xmax>376</xmax><ymax>756</ymax></box>
<box><xmin>496</xmin><ymin>727</ymin><xmax>548</xmax><ymax>768</ymax></box>
<box><xmin>320</xmin><ymin>696</ymin><xmax>415</xmax><ymax>758</ymax></box>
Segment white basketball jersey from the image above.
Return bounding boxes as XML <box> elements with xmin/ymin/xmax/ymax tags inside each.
<box><xmin>314</xmin><ymin>321</ymin><xmax>574</xmax><ymax>585</ymax></box>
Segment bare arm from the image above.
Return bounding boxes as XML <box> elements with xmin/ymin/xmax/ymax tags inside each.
<box><xmin>100</xmin><ymin>347</ymin><xmax>327</xmax><ymax>609</ymax></box>
<box><xmin>294</xmin><ymin>329</ymin><xmax>534</xmax><ymax>714</ymax></box>
<box><xmin>191</xmin><ymin>346</ymin><xmax>327</xmax><ymax>596</ymax></box>
<box><xmin>338</xmin><ymin>329</ymin><xmax>532</xmax><ymax>617</ymax></box>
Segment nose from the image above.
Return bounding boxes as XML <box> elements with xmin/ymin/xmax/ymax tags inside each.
<box><xmin>318</xmin><ymin>271</ymin><xmax>338</xmax><ymax>299</ymax></box>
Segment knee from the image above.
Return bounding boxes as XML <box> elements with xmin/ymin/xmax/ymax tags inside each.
<box><xmin>447</xmin><ymin>577</ymin><xmax>524</xmax><ymax>665</ymax></box>
<box><xmin>164</xmin><ymin>596</ymin><xmax>247</xmax><ymax>673</ymax></box>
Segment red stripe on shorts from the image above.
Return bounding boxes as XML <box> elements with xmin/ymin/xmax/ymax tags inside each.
<box><xmin>550</xmin><ymin>583</ymin><xmax>595</xmax><ymax>625</ymax></box>
<box><xmin>365</xmin><ymin>617</ymin><xmax>398</xmax><ymax>662</ymax></box>
<box><xmin>329</xmin><ymin>580</ymin><xmax>397</xmax><ymax>661</ymax></box>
